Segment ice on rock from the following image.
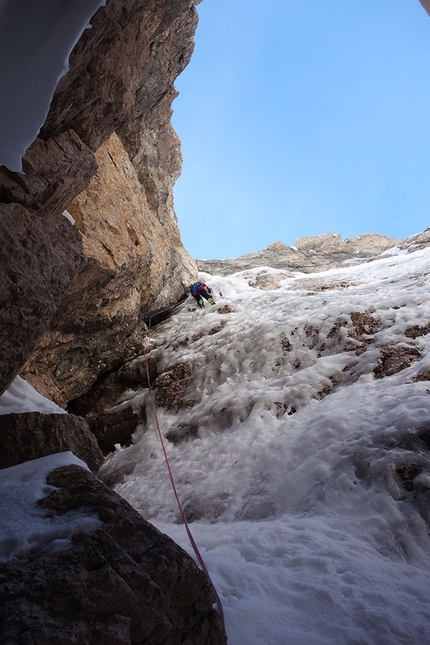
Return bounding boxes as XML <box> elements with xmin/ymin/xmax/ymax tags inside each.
<box><xmin>98</xmin><ymin>246</ymin><xmax>430</xmax><ymax>644</ymax></box>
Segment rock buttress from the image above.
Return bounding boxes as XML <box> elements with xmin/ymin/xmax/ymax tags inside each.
<box><xmin>0</xmin><ymin>0</ymin><xmax>200</xmax><ymax>397</ymax></box>
<box><xmin>0</xmin><ymin>464</ymin><xmax>227</xmax><ymax>645</ymax></box>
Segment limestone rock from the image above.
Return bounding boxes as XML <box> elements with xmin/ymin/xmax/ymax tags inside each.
<box><xmin>154</xmin><ymin>362</ymin><xmax>193</xmax><ymax>411</ymax></box>
<box><xmin>0</xmin><ymin>464</ymin><xmax>227</xmax><ymax>645</ymax></box>
<box><xmin>68</xmin><ymin>355</ymin><xmax>158</xmax><ymax>420</ymax></box>
<box><xmin>420</xmin><ymin>0</ymin><xmax>430</xmax><ymax>17</ymax></box>
<box><xmin>41</xmin><ymin>0</ymin><xmax>201</xmax><ymax>153</ymax></box>
<box><xmin>374</xmin><ymin>344</ymin><xmax>422</xmax><ymax>379</ymax></box>
<box><xmin>0</xmin><ymin>130</ymin><xmax>97</xmax><ymax>216</ymax></box>
<box><xmin>22</xmin><ymin>134</ymin><xmax>196</xmax><ymax>407</ymax></box>
<box><xmin>249</xmin><ymin>271</ymin><xmax>290</xmax><ymax>290</ymax></box>
<box><xmin>0</xmin><ymin>202</ymin><xmax>86</xmax><ymax>396</ymax></box>
<box><xmin>0</xmin><ymin>412</ymin><xmax>102</xmax><ymax>473</ymax></box>
<box><xmin>397</xmin><ymin>228</ymin><xmax>430</xmax><ymax>253</ymax></box>
<box><xmin>1</xmin><ymin>0</ymin><xmax>200</xmax><ymax>400</ymax></box>
<box><xmin>197</xmin><ymin>233</ymin><xmax>399</xmax><ymax>277</ymax></box>
<box><xmin>89</xmin><ymin>402</ymin><xmax>146</xmax><ymax>455</ymax></box>
<box><xmin>294</xmin><ymin>232</ymin><xmax>398</xmax><ymax>255</ymax></box>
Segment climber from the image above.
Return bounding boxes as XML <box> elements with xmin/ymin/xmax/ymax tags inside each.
<box><xmin>189</xmin><ymin>280</ymin><xmax>216</xmax><ymax>308</ymax></box>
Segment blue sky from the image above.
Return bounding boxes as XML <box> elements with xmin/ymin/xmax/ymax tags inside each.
<box><xmin>172</xmin><ymin>0</ymin><xmax>430</xmax><ymax>260</ymax></box>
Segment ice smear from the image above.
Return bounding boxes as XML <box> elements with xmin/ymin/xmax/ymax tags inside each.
<box><xmin>99</xmin><ymin>246</ymin><xmax>430</xmax><ymax>644</ymax></box>
<box><xmin>0</xmin><ymin>375</ymin><xmax>67</xmax><ymax>415</ymax></box>
<box><xmin>0</xmin><ymin>452</ymin><xmax>102</xmax><ymax>562</ymax></box>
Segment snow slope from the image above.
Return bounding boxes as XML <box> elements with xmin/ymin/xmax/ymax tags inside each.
<box><xmin>100</xmin><ymin>245</ymin><xmax>430</xmax><ymax>644</ymax></box>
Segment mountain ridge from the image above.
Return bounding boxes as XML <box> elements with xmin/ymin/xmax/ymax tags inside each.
<box><xmin>197</xmin><ymin>229</ymin><xmax>430</xmax><ymax>277</ymax></box>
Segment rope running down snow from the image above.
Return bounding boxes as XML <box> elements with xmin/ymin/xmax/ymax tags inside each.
<box><xmin>143</xmin><ymin>321</ymin><xmax>226</xmax><ymax>633</ymax></box>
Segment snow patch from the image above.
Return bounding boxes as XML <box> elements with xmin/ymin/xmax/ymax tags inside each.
<box><xmin>0</xmin><ymin>376</ymin><xmax>67</xmax><ymax>415</ymax></box>
<box><xmin>0</xmin><ymin>452</ymin><xmax>102</xmax><ymax>562</ymax></box>
<box><xmin>62</xmin><ymin>210</ymin><xmax>75</xmax><ymax>225</ymax></box>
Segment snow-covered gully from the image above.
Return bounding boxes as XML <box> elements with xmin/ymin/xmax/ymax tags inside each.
<box><xmin>2</xmin><ymin>243</ymin><xmax>430</xmax><ymax>643</ymax></box>
<box><xmin>98</xmin><ymin>243</ymin><xmax>430</xmax><ymax>645</ymax></box>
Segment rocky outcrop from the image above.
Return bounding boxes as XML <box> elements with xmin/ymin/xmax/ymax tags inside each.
<box><xmin>420</xmin><ymin>0</ymin><xmax>430</xmax><ymax>17</ymax></box>
<box><xmin>373</xmin><ymin>344</ymin><xmax>422</xmax><ymax>379</ymax></box>
<box><xmin>40</xmin><ymin>0</ymin><xmax>200</xmax><ymax>154</ymax></box>
<box><xmin>396</xmin><ymin>228</ymin><xmax>430</xmax><ymax>253</ymax></box>
<box><xmin>0</xmin><ymin>0</ymin><xmax>200</xmax><ymax>401</ymax></box>
<box><xmin>0</xmin><ymin>464</ymin><xmax>227</xmax><ymax>645</ymax></box>
<box><xmin>197</xmin><ymin>233</ymin><xmax>399</xmax><ymax>277</ymax></box>
<box><xmin>0</xmin><ymin>412</ymin><xmax>103</xmax><ymax>473</ymax></box>
<box><xmin>21</xmin><ymin>133</ymin><xmax>196</xmax><ymax>406</ymax></box>
<box><xmin>89</xmin><ymin>401</ymin><xmax>146</xmax><ymax>455</ymax></box>
<box><xmin>0</xmin><ymin>5</ymin><xmax>226</xmax><ymax>637</ymax></box>
<box><xmin>0</xmin><ymin>201</ymin><xmax>87</xmax><ymax>396</ymax></box>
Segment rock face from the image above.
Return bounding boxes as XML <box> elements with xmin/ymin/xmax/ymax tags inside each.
<box><xmin>0</xmin><ymin>464</ymin><xmax>227</xmax><ymax>645</ymax></box>
<box><xmin>197</xmin><ymin>233</ymin><xmax>400</xmax><ymax>277</ymax></box>
<box><xmin>0</xmin><ymin>412</ymin><xmax>103</xmax><ymax>473</ymax></box>
<box><xmin>0</xmin><ymin>124</ymin><xmax>98</xmax><ymax>397</ymax></box>
<box><xmin>21</xmin><ymin>133</ymin><xmax>196</xmax><ymax>406</ymax></box>
<box><xmin>0</xmin><ymin>5</ymin><xmax>224</xmax><ymax>634</ymax></box>
<box><xmin>0</xmin><ymin>0</ymin><xmax>200</xmax><ymax>401</ymax></box>
<box><xmin>0</xmin><ymin>156</ymin><xmax>91</xmax><ymax>396</ymax></box>
<box><xmin>420</xmin><ymin>0</ymin><xmax>430</xmax><ymax>16</ymax></box>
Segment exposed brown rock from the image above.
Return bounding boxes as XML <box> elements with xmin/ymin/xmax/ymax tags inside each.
<box><xmin>281</xmin><ymin>339</ymin><xmax>292</xmax><ymax>354</ymax></box>
<box><xmin>0</xmin><ymin>203</ymin><xmax>86</xmax><ymax>396</ymax></box>
<box><xmin>89</xmin><ymin>402</ymin><xmax>146</xmax><ymax>455</ymax></box>
<box><xmin>349</xmin><ymin>311</ymin><xmax>381</xmax><ymax>338</ymax></box>
<box><xmin>208</xmin><ymin>321</ymin><xmax>227</xmax><ymax>335</ymax></box>
<box><xmin>354</xmin><ymin>424</ymin><xmax>430</xmax><ymax>528</ymax></box>
<box><xmin>154</xmin><ymin>362</ymin><xmax>192</xmax><ymax>410</ymax></box>
<box><xmin>374</xmin><ymin>344</ymin><xmax>421</xmax><ymax>379</ymax></box>
<box><xmin>166</xmin><ymin>422</ymin><xmax>199</xmax><ymax>445</ymax></box>
<box><xmin>326</xmin><ymin>321</ymin><xmax>344</xmax><ymax>340</ymax></box>
<box><xmin>68</xmin><ymin>355</ymin><xmax>158</xmax><ymax>420</ymax></box>
<box><xmin>22</xmin><ymin>133</ymin><xmax>195</xmax><ymax>406</ymax></box>
<box><xmin>398</xmin><ymin>228</ymin><xmax>430</xmax><ymax>252</ymax></box>
<box><xmin>294</xmin><ymin>232</ymin><xmax>397</xmax><ymax>256</ymax></box>
<box><xmin>2</xmin><ymin>0</ymin><xmax>200</xmax><ymax>402</ymax></box>
<box><xmin>68</xmin><ymin>371</ymin><xmax>138</xmax><ymax>421</ymax></box>
<box><xmin>420</xmin><ymin>1</ymin><xmax>430</xmax><ymax>17</ymax></box>
<box><xmin>0</xmin><ymin>412</ymin><xmax>103</xmax><ymax>473</ymax></box>
<box><xmin>0</xmin><ymin>464</ymin><xmax>227</xmax><ymax>645</ymax></box>
<box><xmin>405</xmin><ymin>322</ymin><xmax>430</xmax><ymax>339</ymax></box>
<box><xmin>414</xmin><ymin>371</ymin><xmax>430</xmax><ymax>382</ymax></box>
<box><xmin>0</xmin><ymin>130</ymin><xmax>97</xmax><ymax>215</ymax></box>
<box><xmin>396</xmin><ymin>463</ymin><xmax>423</xmax><ymax>492</ymax></box>
<box><xmin>66</xmin><ymin>353</ymin><xmax>160</xmax><ymax>454</ymax></box>
<box><xmin>41</xmin><ymin>1</ymin><xmax>200</xmax><ymax>152</ymax></box>
<box><xmin>319</xmin><ymin>311</ymin><xmax>379</xmax><ymax>357</ymax></box>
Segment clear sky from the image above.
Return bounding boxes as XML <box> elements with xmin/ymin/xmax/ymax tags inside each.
<box><xmin>171</xmin><ymin>0</ymin><xmax>430</xmax><ymax>260</ymax></box>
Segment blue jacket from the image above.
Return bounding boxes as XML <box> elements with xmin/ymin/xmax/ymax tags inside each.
<box><xmin>189</xmin><ymin>281</ymin><xmax>205</xmax><ymax>296</ymax></box>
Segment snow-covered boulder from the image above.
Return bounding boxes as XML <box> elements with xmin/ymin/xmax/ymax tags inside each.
<box><xmin>0</xmin><ymin>457</ymin><xmax>226</xmax><ymax>644</ymax></box>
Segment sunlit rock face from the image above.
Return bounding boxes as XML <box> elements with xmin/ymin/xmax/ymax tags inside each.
<box><xmin>22</xmin><ymin>134</ymin><xmax>196</xmax><ymax>406</ymax></box>
<box><xmin>197</xmin><ymin>233</ymin><xmax>400</xmax><ymax>277</ymax></box>
<box><xmin>0</xmin><ymin>0</ymin><xmax>199</xmax><ymax>397</ymax></box>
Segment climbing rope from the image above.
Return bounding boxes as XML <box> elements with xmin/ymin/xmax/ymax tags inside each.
<box><xmin>143</xmin><ymin>319</ymin><xmax>226</xmax><ymax>633</ymax></box>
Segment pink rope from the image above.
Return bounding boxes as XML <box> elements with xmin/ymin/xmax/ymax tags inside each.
<box><xmin>144</xmin><ymin>345</ymin><xmax>226</xmax><ymax>633</ymax></box>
